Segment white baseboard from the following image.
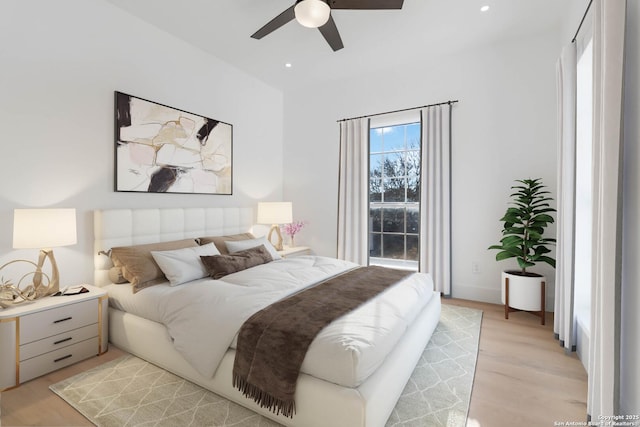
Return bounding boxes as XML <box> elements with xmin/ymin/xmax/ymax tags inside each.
<box><xmin>451</xmin><ymin>284</ymin><xmax>555</xmax><ymax>312</ymax></box>
<box><xmin>576</xmin><ymin>314</ymin><xmax>590</xmax><ymax>371</ymax></box>
<box><xmin>451</xmin><ymin>285</ymin><xmax>500</xmax><ymax>304</ymax></box>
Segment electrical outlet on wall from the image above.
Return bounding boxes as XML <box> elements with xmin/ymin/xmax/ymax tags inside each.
<box><xmin>472</xmin><ymin>262</ymin><xmax>480</xmax><ymax>274</ymax></box>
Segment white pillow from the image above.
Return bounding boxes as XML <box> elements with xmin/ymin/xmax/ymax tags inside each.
<box><xmin>225</xmin><ymin>236</ymin><xmax>282</xmax><ymax>260</ymax></box>
<box><xmin>151</xmin><ymin>243</ymin><xmax>221</xmax><ymax>286</ymax></box>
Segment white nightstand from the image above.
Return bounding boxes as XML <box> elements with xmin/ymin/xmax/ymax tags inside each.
<box><xmin>0</xmin><ymin>284</ymin><xmax>108</xmax><ymax>391</ymax></box>
<box><xmin>278</xmin><ymin>246</ymin><xmax>311</xmax><ymax>258</ymax></box>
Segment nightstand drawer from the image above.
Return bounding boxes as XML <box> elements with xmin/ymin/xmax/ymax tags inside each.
<box><xmin>20</xmin><ymin>324</ymin><xmax>97</xmax><ymax>361</ymax></box>
<box><xmin>20</xmin><ymin>299</ymin><xmax>97</xmax><ymax>345</ymax></box>
<box><xmin>20</xmin><ymin>337</ymin><xmax>99</xmax><ymax>383</ymax></box>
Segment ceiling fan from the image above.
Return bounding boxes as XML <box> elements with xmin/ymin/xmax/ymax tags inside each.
<box><xmin>251</xmin><ymin>0</ymin><xmax>404</xmax><ymax>52</ymax></box>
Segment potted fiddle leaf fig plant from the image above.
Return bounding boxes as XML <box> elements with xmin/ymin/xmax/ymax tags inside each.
<box><xmin>488</xmin><ymin>178</ymin><xmax>556</xmax><ymax>323</ymax></box>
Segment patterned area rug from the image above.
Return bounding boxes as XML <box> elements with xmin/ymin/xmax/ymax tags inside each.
<box><xmin>50</xmin><ymin>304</ymin><xmax>482</xmax><ymax>427</ymax></box>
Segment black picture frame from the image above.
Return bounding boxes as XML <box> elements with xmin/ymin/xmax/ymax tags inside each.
<box><xmin>114</xmin><ymin>91</ymin><xmax>233</xmax><ymax>195</ymax></box>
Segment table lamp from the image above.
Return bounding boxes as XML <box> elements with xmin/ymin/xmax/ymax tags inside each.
<box><xmin>12</xmin><ymin>208</ymin><xmax>77</xmax><ymax>298</ymax></box>
<box><xmin>257</xmin><ymin>202</ymin><xmax>292</xmax><ymax>251</ymax></box>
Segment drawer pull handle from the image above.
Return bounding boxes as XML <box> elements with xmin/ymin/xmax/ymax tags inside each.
<box><xmin>54</xmin><ymin>337</ymin><xmax>73</xmax><ymax>345</ymax></box>
<box><xmin>53</xmin><ymin>317</ymin><xmax>72</xmax><ymax>324</ymax></box>
<box><xmin>54</xmin><ymin>354</ymin><xmax>72</xmax><ymax>363</ymax></box>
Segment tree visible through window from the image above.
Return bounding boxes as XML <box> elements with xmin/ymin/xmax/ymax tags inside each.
<box><xmin>369</xmin><ymin>122</ymin><xmax>420</xmax><ymax>270</ymax></box>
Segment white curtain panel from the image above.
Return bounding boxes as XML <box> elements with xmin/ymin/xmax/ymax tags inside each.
<box><xmin>554</xmin><ymin>43</ymin><xmax>577</xmax><ymax>353</ymax></box>
<box><xmin>588</xmin><ymin>0</ymin><xmax>626</xmax><ymax>418</ymax></box>
<box><xmin>337</xmin><ymin>118</ymin><xmax>369</xmax><ymax>265</ymax></box>
<box><xmin>419</xmin><ymin>105</ymin><xmax>451</xmax><ymax>295</ymax></box>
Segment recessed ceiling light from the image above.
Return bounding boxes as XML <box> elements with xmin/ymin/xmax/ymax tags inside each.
<box><xmin>480</xmin><ymin>5</ymin><xmax>490</xmax><ymax>12</ymax></box>
<box><xmin>285</xmin><ymin>63</ymin><xmax>292</xmax><ymax>68</ymax></box>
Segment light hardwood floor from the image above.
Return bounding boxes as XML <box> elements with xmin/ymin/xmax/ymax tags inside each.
<box><xmin>447</xmin><ymin>299</ymin><xmax>588</xmax><ymax>427</ymax></box>
<box><xmin>0</xmin><ymin>298</ymin><xmax>587</xmax><ymax>427</ymax></box>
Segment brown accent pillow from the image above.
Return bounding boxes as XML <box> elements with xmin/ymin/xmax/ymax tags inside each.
<box><xmin>108</xmin><ymin>266</ymin><xmax>128</xmax><ymax>284</ymax></box>
<box><xmin>200</xmin><ymin>245</ymin><xmax>273</xmax><ymax>280</ymax></box>
<box><xmin>198</xmin><ymin>233</ymin><xmax>255</xmax><ymax>255</ymax></box>
<box><xmin>110</xmin><ymin>239</ymin><xmax>198</xmax><ymax>292</ymax></box>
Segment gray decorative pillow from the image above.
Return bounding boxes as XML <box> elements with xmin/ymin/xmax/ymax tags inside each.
<box><xmin>225</xmin><ymin>235</ymin><xmax>281</xmax><ymax>260</ymax></box>
<box><xmin>198</xmin><ymin>233</ymin><xmax>255</xmax><ymax>255</ymax></box>
<box><xmin>200</xmin><ymin>245</ymin><xmax>273</xmax><ymax>280</ymax></box>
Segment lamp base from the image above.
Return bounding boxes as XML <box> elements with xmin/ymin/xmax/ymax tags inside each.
<box><xmin>266</xmin><ymin>224</ymin><xmax>284</xmax><ymax>251</ymax></box>
<box><xmin>0</xmin><ymin>250</ymin><xmax>60</xmax><ymax>308</ymax></box>
<box><xmin>33</xmin><ymin>249</ymin><xmax>60</xmax><ymax>297</ymax></box>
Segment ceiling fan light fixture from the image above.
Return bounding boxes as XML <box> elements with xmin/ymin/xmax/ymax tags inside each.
<box><xmin>294</xmin><ymin>0</ymin><xmax>331</xmax><ymax>28</ymax></box>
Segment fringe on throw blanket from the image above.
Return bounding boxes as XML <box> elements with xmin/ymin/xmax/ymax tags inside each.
<box><xmin>233</xmin><ymin>372</ymin><xmax>296</xmax><ymax>417</ymax></box>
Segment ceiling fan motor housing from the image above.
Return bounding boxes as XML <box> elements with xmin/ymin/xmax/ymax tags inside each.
<box><xmin>295</xmin><ymin>0</ymin><xmax>331</xmax><ymax>28</ymax></box>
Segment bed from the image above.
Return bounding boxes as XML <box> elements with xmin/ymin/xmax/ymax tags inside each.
<box><xmin>94</xmin><ymin>207</ymin><xmax>441</xmax><ymax>427</ymax></box>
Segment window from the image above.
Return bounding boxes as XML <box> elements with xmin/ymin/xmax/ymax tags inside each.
<box><xmin>369</xmin><ymin>122</ymin><xmax>421</xmax><ymax>270</ymax></box>
<box><xmin>574</xmin><ymin>37</ymin><xmax>593</xmax><ymax>360</ymax></box>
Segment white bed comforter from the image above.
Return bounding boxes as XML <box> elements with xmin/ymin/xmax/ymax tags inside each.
<box><xmin>157</xmin><ymin>256</ymin><xmax>436</xmax><ymax>388</ymax></box>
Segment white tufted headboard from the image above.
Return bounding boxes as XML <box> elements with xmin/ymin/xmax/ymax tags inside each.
<box><xmin>94</xmin><ymin>207</ymin><xmax>254</xmax><ymax>287</ymax></box>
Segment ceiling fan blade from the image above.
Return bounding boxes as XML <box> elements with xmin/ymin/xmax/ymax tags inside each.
<box><xmin>251</xmin><ymin>5</ymin><xmax>296</xmax><ymax>39</ymax></box>
<box><xmin>329</xmin><ymin>0</ymin><xmax>404</xmax><ymax>9</ymax></box>
<box><xmin>318</xmin><ymin>15</ymin><xmax>344</xmax><ymax>51</ymax></box>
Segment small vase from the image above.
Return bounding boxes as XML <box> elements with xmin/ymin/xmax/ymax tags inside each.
<box><xmin>289</xmin><ymin>236</ymin><xmax>295</xmax><ymax>248</ymax></box>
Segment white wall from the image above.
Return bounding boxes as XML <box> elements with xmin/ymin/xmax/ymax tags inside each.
<box><xmin>283</xmin><ymin>30</ymin><xmax>560</xmax><ymax>307</ymax></box>
<box><xmin>0</xmin><ymin>0</ymin><xmax>284</xmax><ymax>285</ymax></box>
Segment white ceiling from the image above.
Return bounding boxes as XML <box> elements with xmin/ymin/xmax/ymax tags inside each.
<box><xmin>106</xmin><ymin>0</ymin><xmax>570</xmax><ymax>91</ymax></box>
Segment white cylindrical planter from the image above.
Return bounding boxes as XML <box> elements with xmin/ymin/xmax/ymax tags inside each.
<box><xmin>501</xmin><ymin>270</ymin><xmax>546</xmax><ymax>325</ymax></box>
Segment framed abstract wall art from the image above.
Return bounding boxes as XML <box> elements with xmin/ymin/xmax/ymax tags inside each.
<box><xmin>114</xmin><ymin>91</ymin><xmax>232</xmax><ymax>194</ymax></box>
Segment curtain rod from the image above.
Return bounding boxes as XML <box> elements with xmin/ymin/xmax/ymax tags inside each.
<box><xmin>571</xmin><ymin>0</ymin><xmax>593</xmax><ymax>43</ymax></box>
<box><xmin>337</xmin><ymin>99</ymin><xmax>458</xmax><ymax>123</ymax></box>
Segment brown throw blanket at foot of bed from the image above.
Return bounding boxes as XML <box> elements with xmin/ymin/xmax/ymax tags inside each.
<box><xmin>232</xmin><ymin>265</ymin><xmax>413</xmax><ymax>418</ymax></box>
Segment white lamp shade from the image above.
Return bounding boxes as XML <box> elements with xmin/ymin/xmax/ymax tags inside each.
<box><xmin>257</xmin><ymin>202</ymin><xmax>293</xmax><ymax>225</ymax></box>
<box><xmin>13</xmin><ymin>208</ymin><xmax>77</xmax><ymax>249</ymax></box>
<box><xmin>295</xmin><ymin>0</ymin><xmax>331</xmax><ymax>28</ymax></box>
